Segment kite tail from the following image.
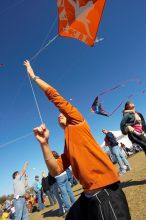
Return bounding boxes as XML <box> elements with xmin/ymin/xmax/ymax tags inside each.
<box><xmin>99</xmin><ymin>78</ymin><xmax>141</xmax><ymax>97</ymax></box>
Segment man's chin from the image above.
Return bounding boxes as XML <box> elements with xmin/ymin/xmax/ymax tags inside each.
<box><xmin>59</xmin><ymin>122</ymin><xmax>66</xmax><ymax>129</ymax></box>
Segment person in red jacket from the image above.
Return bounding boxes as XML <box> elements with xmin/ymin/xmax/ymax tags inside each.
<box><xmin>24</xmin><ymin>60</ymin><xmax>131</xmax><ymax>220</ymax></box>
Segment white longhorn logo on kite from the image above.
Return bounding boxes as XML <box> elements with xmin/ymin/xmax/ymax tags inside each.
<box><xmin>68</xmin><ymin>0</ymin><xmax>94</xmax><ymax>39</ymax></box>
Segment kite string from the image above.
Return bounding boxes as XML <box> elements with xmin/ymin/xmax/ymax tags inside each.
<box><xmin>39</xmin><ymin>17</ymin><xmax>58</xmax><ymax>49</ymax></box>
<box><xmin>29</xmin><ymin>34</ymin><xmax>58</xmax><ymax>62</ymax></box>
<box><xmin>0</xmin><ymin>74</ymin><xmax>45</xmax><ymax>149</ymax></box>
<box><xmin>108</xmin><ymin>100</ymin><xmax>125</xmax><ymax>116</ymax></box>
<box><xmin>0</xmin><ymin>132</ymin><xmax>33</xmax><ymax>149</ymax></box>
<box><xmin>25</xmin><ymin>18</ymin><xmax>58</xmax><ymax>123</ymax></box>
<box><xmin>27</xmin><ymin>74</ymin><xmax>44</xmax><ymax>124</ymax></box>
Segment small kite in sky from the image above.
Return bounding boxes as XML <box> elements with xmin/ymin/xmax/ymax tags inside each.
<box><xmin>91</xmin><ymin>96</ymin><xmax>109</xmax><ymax>116</ymax></box>
<box><xmin>57</xmin><ymin>0</ymin><xmax>106</xmax><ymax>46</ymax></box>
<box><xmin>0</xmin><ymin>64</ymin><xmax>4</xmax><ymax>67</ymax></box>
<box><xmin>91</xmin><ymin>79</ymin><xmax>145</xmax><ymax>117</ymax></box>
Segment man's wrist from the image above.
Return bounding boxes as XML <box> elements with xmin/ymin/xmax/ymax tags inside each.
<box><xmin>40</xmin><ymin>142</ymin><xmax>49</xmax><ymax>148</ymax></box>
<box><xmin>32</xmin><ymin>75</ymin><xmax>40</xmax><ymax>81</ymax></box>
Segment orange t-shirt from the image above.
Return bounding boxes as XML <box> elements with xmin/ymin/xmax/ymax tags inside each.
<box><xmin>45</xmin><ymin>87</ymin><xmax>119</xmax><ymax>192</ymax></box>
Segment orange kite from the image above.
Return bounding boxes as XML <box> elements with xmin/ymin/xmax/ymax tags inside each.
<box><xmin>57</xmin><ymin>0</ymin><xmax>106</xmax><ymax>46</ymax></box>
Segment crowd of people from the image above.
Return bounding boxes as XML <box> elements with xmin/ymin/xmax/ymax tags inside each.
<box><xmin>0</xmin><ymin>161</ymin><xmax>78</xmax><ymax>219</ymax></box>
<box><xmin>0</xmin><ymin>199</ymin><xmax>15</xmax><ymax>220</ymax></box>
<box><xmin>1</xmin><ymin>60</ymin><xmax>146</xmax><ymax>220</ymax></box>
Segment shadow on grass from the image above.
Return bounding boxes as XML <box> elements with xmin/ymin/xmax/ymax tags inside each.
<box><xmin>73</xmin><ymin>188</ymin><xmax>82</xmax><ymax>193</ymax></box>
<box><xmin>75</xmin><ymin>192</ymin><xmax>82</xmax><ymax>198</ymax></box>
<box><xmin>42</xmin><ymin>208</ymin><xmax>59</xmax><ymax>218</ymax></box>
<box><xmin>120</xmin><ymin>179</ymin><xmax>146</xmax><ymax>188</ymax></box>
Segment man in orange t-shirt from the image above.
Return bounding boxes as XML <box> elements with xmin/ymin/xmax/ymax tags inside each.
<box><xmin>24</xmin><ymin>60</ymin><xmax>131</xmax><ymax>220</ymax></box>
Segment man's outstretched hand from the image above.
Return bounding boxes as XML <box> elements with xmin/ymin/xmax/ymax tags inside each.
<box><xmin>33</xmin><ymin>124</ymin><xmax>49</xmax><ymax>145</ymax></box>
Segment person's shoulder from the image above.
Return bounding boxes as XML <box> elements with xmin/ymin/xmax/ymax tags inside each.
<box><xmin>137</xmin><ymin>112</ymin><xmax>143</xmax><ymax>116</ymax></box>
<box><xmin>137</xmin><ymin>112</ymin><xmax>145</xmax><ymax>120</ymax></box>
<box><xmin>124</xmin><ymin>111</ymin><xmax>134</xmax><ymax>116</ymax></box>
<box><xmin>33</xmin><ymin>181</ymin><xmax>37</xmax><ymax>186</ymax></box>
<box><xmin>107</xmin><ymin>131</ymin><xmax>113</xmax><ymax>136</ymax></box>
<box><xmin>14</xmin><ymin>174</ymin><xmax>21</xmax><ymax>181</ymax></box>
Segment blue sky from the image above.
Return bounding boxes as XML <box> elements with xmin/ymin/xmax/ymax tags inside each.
<box><xmin>0</xmin><ymin>0</ymin><xmax>146</xmax><ymax>196</ymax></box>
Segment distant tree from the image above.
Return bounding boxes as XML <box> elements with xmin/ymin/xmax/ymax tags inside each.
<box><xmin>0</xmin><ymin>195</ymin><xmax>7</xmax><ymax>204</ymax></box>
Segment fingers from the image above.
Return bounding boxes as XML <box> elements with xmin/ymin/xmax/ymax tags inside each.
<box><xmin>33</xmin><ymin>124</ymin><xmax>47</xmax><ymax>134</ymax></box>
<box><xmin>33</xmin><ymin>127</ymin><xmax>43</xmax><ymax>135</ymax></box>
<box><xmin>42</xmin><ymin>124</ymin><xmax>47</xmax><ymax>130</ymax></box>
<box><xmin>23</xmin><ymin>60</ymin><xmax>30</xmax><ymax>67</ymax></box>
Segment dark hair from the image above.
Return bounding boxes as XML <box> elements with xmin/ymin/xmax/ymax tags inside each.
<box><xmin>12</xmin><ymin>171</ymin><xmax>18</xmax><ymax>179</ymax></box>
<box><xmin>35</xmin><ymin>175</ymin><xmax>39</xmax><ymax>179</ymax></box>
<box><xmin>124</xmin><ymin>101</ymin><xmax>134</xmax><ymax>110</ymax></box>
<box><xmin>52</xmin><ymin>151</ymin><xmax>59</xmax><ymax>159</ymax></box>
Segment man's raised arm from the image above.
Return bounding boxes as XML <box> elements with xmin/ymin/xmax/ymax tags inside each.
<box><xmin>33</xmin><ymin>124</ymin><xmax>61</xmax><ymax>176</ymax></box>
<box><xmin>20</xmin><ymin>161</ymin><xmax>28</xmax><ymax>177</ymax></box>
<box><xmin>24</xmin><ymin>60</ymin><xmax>83</xmax><ymax>124</ymax></box>
<box><xmin>24</xmin><ymin>60</ymin><xmax>51</xmax><ymax>92</ymax></box>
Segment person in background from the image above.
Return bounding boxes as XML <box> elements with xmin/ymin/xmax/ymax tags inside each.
<box><xmin>102</xmin><ymin>144</ymin><xmax>114</xmax><ymax>163</ymax></box>
<box><xmin>120</xmin><ymin>101</ymin><xmax>146</xmax><ymax>154</ymax></box>
<box><xmin>12</xmin><ymin>161</ymin><xmax>28</xmax><ymax>220</ymax></box>
<box><xmin>33</xmin><ymin>176</ymin><xmax>44</xmax><ymax>211</ymax></box>
<box><xmin>24</xmin><ymin>173</ymin><xmax>29</xmax><ymax>190</ymax></box>
<box><xmin>5</xmin><ymin>197</ymin><xmax>11</xmax><ymax>211</ymax></box>
<box><xmin>102</xmin><ymin>129</ymin><xmax>131</xmax><ymax>176</ymax></box>
<box><xmin>120</xmin><ymin>142</ymin><xmax>134</xmax><ymax>157</ymax></box>
<box><xmin>52</xmin><ymin>151</ymin><xmax>76</xmax><ymax>216</ymax></box>
<box><xmin>48</xmin><ymin>173</ymin><xmax>65</xmax><ymax>216</ymax></box>
<box><xmin>1</xmin><ymin>208</ymin><xmax>10</xmax><ymax>220</ymax></box>
<box><xmin>66</xmin><ymin>167</ymin><xmax>78</xmax><ymax>187</ymax></box>
<box><xmin>10</xmin><ymin>204</ymin><xmax>15</xmax><ymax>220</ymax></box>
<box><xmin>41</xmin><ymin>171</ymin><xmax>56</xmax><ymax>206</ymax></box>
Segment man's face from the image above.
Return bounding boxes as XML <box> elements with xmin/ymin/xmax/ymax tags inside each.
<box><xmin>127</xmin><ymin>103</ymin><xmax>135</xmax><ymax>110</ymax></box>
<box><xmin>58</xmin><ymin>113</ymin><xmax>67</xmax><ymax>128</ymax></box>
<box><xmin>102</xmin><ymin>129</ymin><xmax>108</xmax><ymax>134</ymax></box>
<box><xmin>15</xmin><ymin>172</ymin><xmax>19</xmax><ymax>177</ymax></box>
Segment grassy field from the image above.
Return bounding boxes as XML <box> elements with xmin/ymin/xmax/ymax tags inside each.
<box><xmin>24</xmin><ymin>152</ymin><xmax>146</xmax><ymax>219</ymax></box>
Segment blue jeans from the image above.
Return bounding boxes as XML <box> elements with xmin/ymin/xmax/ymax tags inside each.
<box><xmin>37</xmin><ymin>190</ymin><xmax>45</xmax><ymax>210</ymax></box>
<box><xmin>111</xmin><ymin>145</ymin><xmax>130</xmax><ymax>172</ymax></box>
<box><xmin>46</xmin><ymin>189</ymin><xmax>56</xmax><ymax>206</ymax></box>
<box><xmin>56</xmin><ymin>173</ymin><xmax>76</xmax><ymax>211</ymax></box>
<box><xmin>14</xmin><ymin>197</ymin><xmax>28</xmax><ymax>220</ymax></box>
<box><xmin>51</xmin><ymin>182</ymin><xmax>64</xmax><ymax>214</ymax></box>
<box><xmin>66</xmin><ymin>168</ymin><xmax>74</xmax><ymax>186</ymax></box>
